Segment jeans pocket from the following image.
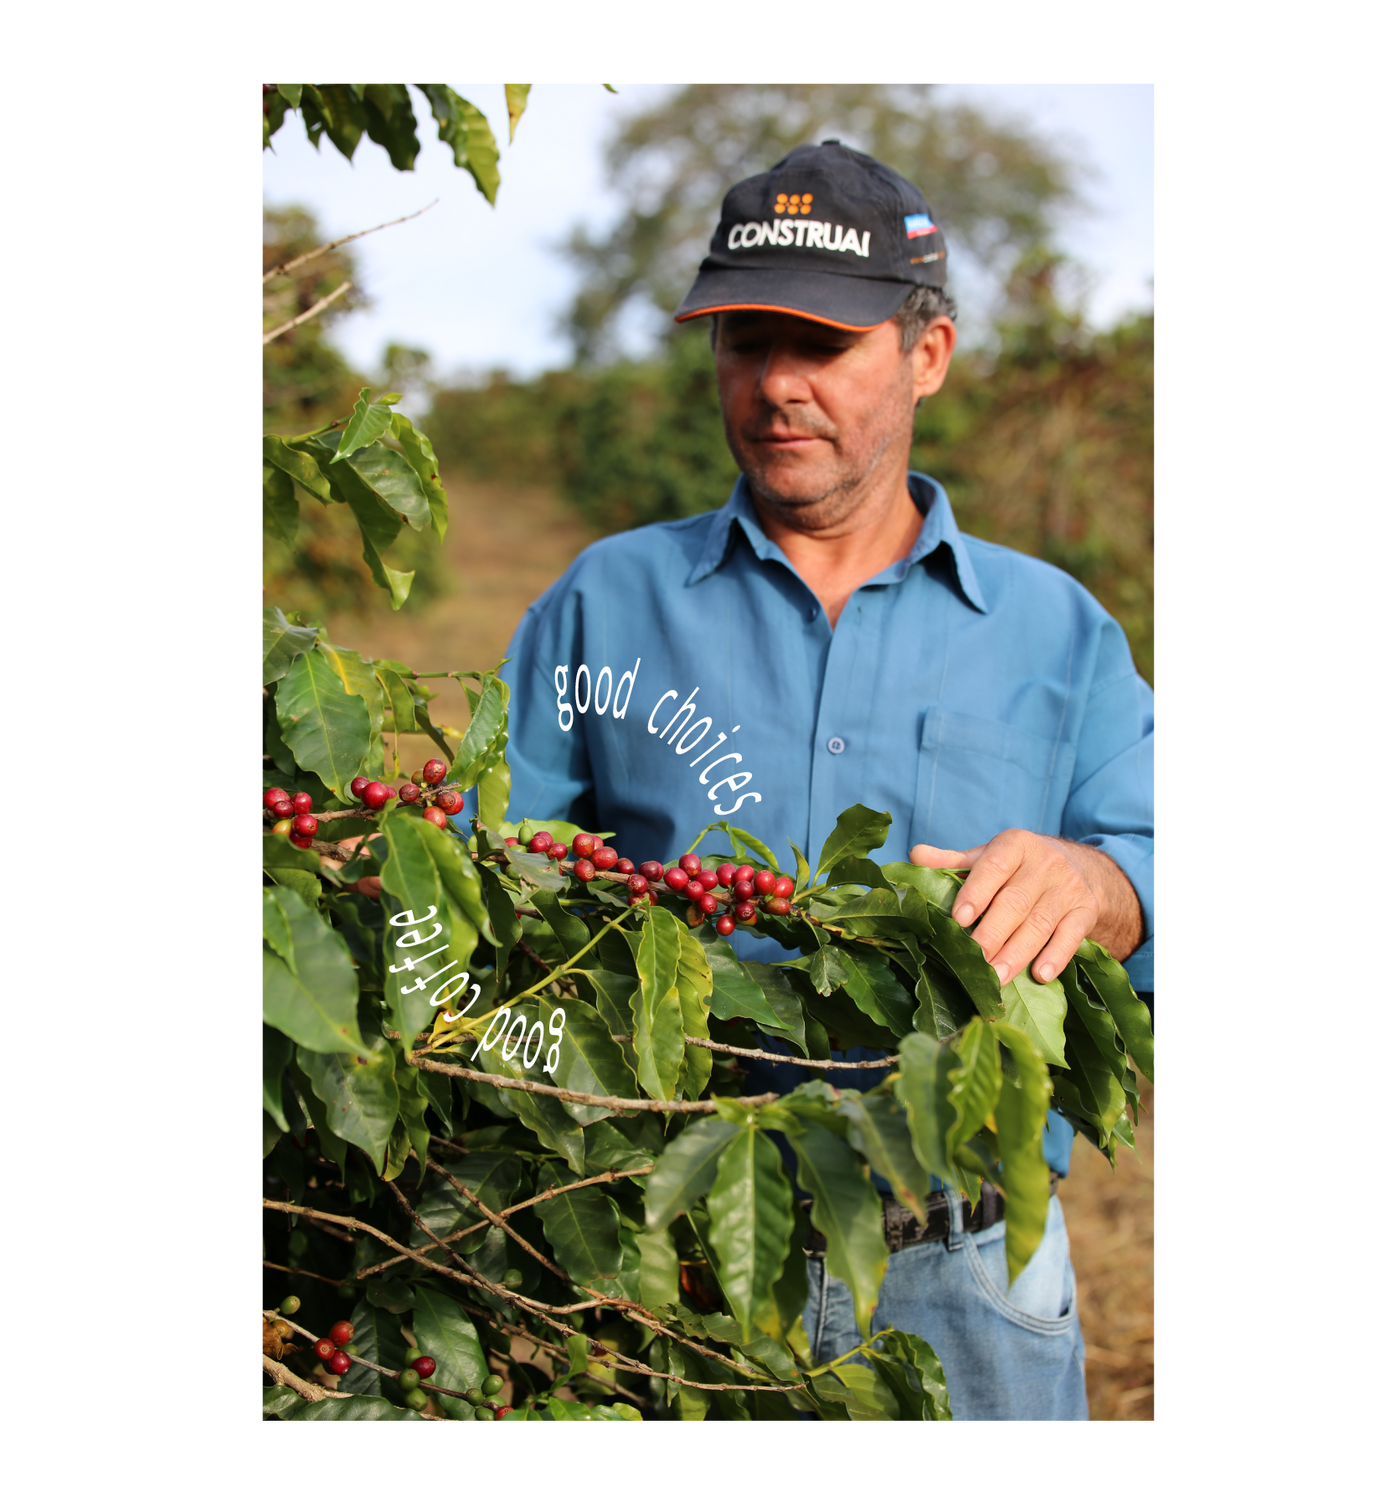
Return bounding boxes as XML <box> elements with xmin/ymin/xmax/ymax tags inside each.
<box><xmin>963</xmin><ymin>1198</ymin><xmax>1078</xmax><ymax>1335</ymax></box>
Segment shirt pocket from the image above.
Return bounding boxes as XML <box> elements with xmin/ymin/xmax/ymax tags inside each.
<box><xmin>911</xmin><ymin>706</ymin><xmax>1072</xmax><ymax>851</ymax></box>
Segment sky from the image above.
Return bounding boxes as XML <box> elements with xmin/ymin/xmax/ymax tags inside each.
<box><xmin>262</xmin><ymin>83</ymin><xmax>1152</xmax><ymax>382</ymax></box>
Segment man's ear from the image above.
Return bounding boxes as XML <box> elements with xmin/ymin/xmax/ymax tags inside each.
<box><xmin>911</xmin><ymin>316</ymin><xmax>956</xmax><ymax>401</ymax></box>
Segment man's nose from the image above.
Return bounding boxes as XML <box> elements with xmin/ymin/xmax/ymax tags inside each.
<box><xmin>755</xmin><ymin>342</ymin><xmax>811</xmax><ymax>406</ymax></box>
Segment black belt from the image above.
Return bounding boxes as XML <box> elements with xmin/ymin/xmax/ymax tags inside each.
<box><xmin>800</xmin><ymin>1175</ymin><xmax>1059</xmax><ymax>1257</ymax></box>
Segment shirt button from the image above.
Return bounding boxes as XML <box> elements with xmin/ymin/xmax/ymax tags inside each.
<box><xmin>827</xmin><ymin>736</ymin><xmax>846</xmax><ymax>755</ymax></box>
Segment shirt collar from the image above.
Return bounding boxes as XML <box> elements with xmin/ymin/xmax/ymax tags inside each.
<box><xmin>686</xmin><ymin>471</ymin><xmax>988</xmax><ymax>613</ymax></box>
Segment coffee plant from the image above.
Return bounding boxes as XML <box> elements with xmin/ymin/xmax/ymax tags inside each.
<box><xmin>261</xmin><ymin>535</ymin><xmax>1153</xmax><ymax>1419</ymax></box>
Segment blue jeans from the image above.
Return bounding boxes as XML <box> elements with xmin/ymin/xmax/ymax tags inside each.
<box><xmin>802</xmin><ymin>1193</ymin><xmax>1088</xmax><ymax>1420</ymax></box>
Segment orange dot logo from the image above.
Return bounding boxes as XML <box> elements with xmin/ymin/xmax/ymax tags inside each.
<box><xmin>773</xmin><ymin>192</ymin><xmax>814</xmax><ymax>214</ymax></box>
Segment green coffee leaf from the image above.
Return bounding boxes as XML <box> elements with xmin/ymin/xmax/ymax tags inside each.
<box><xmin>645</xmin><ymin>1117</ymin><xmax>742</xmax><ymax>1229</ymax></box>
<box><xmin>838</xmin><ymin>1091</ymin><xmax>927</xmax><ymax>1222</ymax></box>
<box><xmin>946</xmin><ymin>1017</ymin><xmax>1003</xmax><ymax>1154</ymax></box>
<box><xmin>262</xmin><ymin>888</ymin><xmax>367</xmax><ymax>1054</ymax></box>
<box><xmin>262</xmin><ymin>461</ymin><xmax>298</xmax><ymax>545</ymax></box>
<box><xmin>333</xmin><ymin>387</ymin><xmax>396</xmax><ymax>460</ymax></box>
<box><xmin>631</xmin><ymin>906</ymin><xmax>686</xmax><ymax>1102</ymax></box>
<box><xmin>1076</xmin><ymin>939</ymin><xmax>1154</xmax><ymax>1082</ymax></box>
<box><xmin>417</xmin><ymin>84</ymin><xmax>501</xmax><ymax>204</ymax></box>
<box><xmin>263</xmin><ymin>605</ymin><xmax>318</xmax><ymax>685</ymax></box>
<box><xmin>390</xmin><ymin>414</ymin><xmax>449</xmax><ymax>541</ymax></box>
<box><xmin>447</xmin><ymin>676</ymin><xmax>508</xmax><ymax>789</ymax></box>
<box><xmin>998</xmin><ymin>969</ymin><xmax>1068</xmax><ymax>1069</ymax></box>
<box><xmin>815</xmin><ymin>803</ymin><xmax>891</xmax><ymax>879</ymax></box>
<box><xmin>276</xmin><ymin>646</ymin><xmax>374</xmax><ymax>800</ymax></box>
<box><xmin>411</xmin><ymin>1288</ymin><xmax>488</xmax><ymax>1419</ymax></box>
<box><xmin>537</xmin><ymin>1165</ymin><xmax>626</xmax><ymax>1294</ymax></box>
<box><xmin>894</xmin><ymin>1032</ymin><xmax>957</xmax><ymax>1184</ymax></box>
<box><xmin>298</xmin><ymin>1041</ymin><xmax>400</xmax><ymax>1168</ymax></box>
<box><xmin>990</xmin><ymin>1021</ymin><xmax>1053</xmax><ymax>1285</ymax></box>
<box><xmin>504</xmin><ymin>83</ymin><xmax>530</xmax><ymax>141</ymax></box>
<box><xmin>708</xmin><ymin>1124</ymin><xmax>793</xmax><ymax>1342</ymax></box>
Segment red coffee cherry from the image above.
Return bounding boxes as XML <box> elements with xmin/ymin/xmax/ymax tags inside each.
<box><xmin>573</xmin><ymin>857</ymin><xmax>596</xmax><ymax>882</ymax></box>
<box><xmin>350</xmin><ymin>776</ymin><xmax>370</xmax><ymax>799</ymax></box>
<box><xmin>411</xmin><ymin>1356</ymin><xmax>436</xmax><ymax>1379</ymax></box>
<box><xmin>547</xmin><ymin>842</ymin><xmax>568</xmax><ymax>860</ymax></box>
<box><xmin>664</xmin><ymin>867</ymin><xmax>690</xmax><ymax>892</ymax></box>
<box><xmin>626</xmin><ymin>873</ymin><xmax>650</xmax><ymax>894</ymax></box>
<box><xmin>329</xmin><ymin>1320</ymin><xmax>354</xmax><ymax>1346</ymax></box>
<box><xmin>327</xmin><ymin>1350</ymin><xmax>352</xmax><ymax>1376</ymax></box>
<box><xmin>291</xmin><ymin>833</ymin><xmax>314</xmax><ymax>850</ymax></box>
<box><xmin>698</xmin><ymin>870</ymin><xmax>719</xmax><ymax>891</ymax></box>
<box><xmin>292</xmin><ymin>814</ymin><xmax>318</xmax><ymax>838</ymax></box>
<box><xmin>495</xmin><ymin>1405</ymin><xmax>510</xmax><ymax>1420</ymax></box>
<box><xmin>735</xmin><ymin>865</ymin><xmax>755</xmax><ymax>885</ymax></box>
<box><xmin>679</xmin><ymin>853</ymin><xmax>702</xmax><ymax>877</ymax></box>
<box><xmin>735</xmin><ymin>901</ymin><xmax>757</xmax><ymax>922</ymax></box>
<box><xmin>272</xmin><ymin>818</ymin><xmax>293</xmax><ymax>836</ymax></box>
<box><xmin>423</xmin><ymin>759</ymin><xmax>447</xmax><ymax>786</ymax></box>
<box><xmin>436</xmin><ymin>790</ymin><xmax>465</xmax><ymax>815</ymax></box>
<box><xmin>398</xmin><ymin>782</ymin><xmax>421</xmax><ymax>805</ymax></box>
<box><xmin>292</xmin><ymin>792</ymin><xmax>313</xmax><ymax>815</ymax></box>
<box><xmin>263</xmin><ymin>788</ymin><xmax>290</xmax><ymax>812</ymax></box>
<box><xmin>716</xmin><ymin>914</ymin><xmax>735</xmax><ymax>936</ymax></box>
<box><xmin>362</xmin><ymin>782</ymin><xmax>391</xmax><ymax>810</ymax></box>
<box><xmin>314</xmin><ymin>1337</ymin><xmax>336</xmax><ymax>1362</ymax></box>
<box><xmin>754</xmin><ymin>870</ymin><xmax>776</xmax><ymax>895</ymax></box>
<box><xmin>592</xmin><ymin>846</ymin><xmax>619</xmax><ymax>871</ymax></box>
<box><xmin>733</xmin><ymin>879</ymin><xmax>754</xmax><ymax>901</ymax></box>
<box><xmin>698</xmin><ymin>893</ymin><xmax>719</xmax><ymax>916</ymax></box>
<box><xmin>640</xmin><ymin>861</ymin><xmax>664</xmax><ymax>881</ymax></box>
<box><xmin>271</xmin><ymin>799</ymin><xmax>295</xmax><ymax>820</ymax></box>
<box><xmin>773</xmin><ymin>874</ymin><xmax>795</xmax><ymax>899</ymax></box>
<box><xmin>685</xmin><ymin>904</ymin><xmax>703</xmax><ymax>928</ymax></box>
<box><xmin>423</xmin><ymin>806</ymin><xmax>448</xmax><ymax>829</ymax></box>
<box><xmin>528</xmin><ymin>831</ymin><xmax>553</xmax><ymax>854</ymax></box>
<box><xmin>614</xmin><ymin>858</ymin><xmax>635</xmax><ymax>874</ymax></box>
<box><xmin>628</xmin><ymin>891</ymin><xmax>655</xmax><ymax>907</ymax></box>
<box><xmin>684</xmin><ymin>879</ymin><xmax>705</xmax><ymax>901</ymax></box>
<box><xmin>504</xmin><ymin>836</ymin><xmax>520</xmax><ymax>847</ymax></box>
<box><xmin>716</xmin><ymin>862</ymin><xmax>737</xmax><ymax>887</ymax></box>
<box><xmin>571</xmin><ymin>833</ymin><xmax>597</xmax><ymax>858</ymax></box>
<box><xmin>765</xmin><ymin>897</ymin><xmax>791</xmax><ymax>916</ymax></box>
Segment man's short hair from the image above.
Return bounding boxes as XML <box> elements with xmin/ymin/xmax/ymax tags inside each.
<box><xmin>707</xmin><ymin>284</ymin><xmax>957</xmax><ymax>352</ymax></box>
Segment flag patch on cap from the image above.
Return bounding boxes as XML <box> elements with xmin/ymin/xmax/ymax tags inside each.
<box><xmin>904</xmin><ymin>213</ymin><xmax>938</xmax><ymax>238</ymax></box>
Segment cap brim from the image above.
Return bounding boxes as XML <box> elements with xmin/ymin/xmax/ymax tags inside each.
<box><xmin>673</xmin><ymin>265</ymin><xmax>912</xmax><ymax>331</ymax></box>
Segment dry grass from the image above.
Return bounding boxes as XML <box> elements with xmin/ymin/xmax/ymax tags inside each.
<box><xmin>1059</xmin><ymin>1083</ymin><xmax>1154</xmax><ymax>1420</ymax></box>
<box><xmin>301</xmin><ymin>474</ymin><xmax>1154</xmax><ymax>1420</ymax></box>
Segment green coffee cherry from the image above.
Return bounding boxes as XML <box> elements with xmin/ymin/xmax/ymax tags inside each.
<box><xmin>278</xmin><ymin>1295</ymin><xmax>301</xmax><ymax>1316</ymax></box>
<box><xmin>466</xmin><ymin>1388</ymin><xmax>486</xmax><ymax>1406</ymax></box>
<box><xmin>336</xmin><ymin>1283</ymin><xmax>355</xmax><ymax>1302</ymax></box>
<box><xmin>482</xmin><ymin>1375</ymin><xmax>504</xmax><ymax>1396</ymax></box>
<box><xmin>345</xmin><ymin>1344</ymin><xmax>359</xmax><ymax>1356</ymax></box>
<box><xmin>404</xmin><ymin>1348</ymin><xmax>422</xmax><ymax>1363</ymax></box>
<box><xmin>405</xmin><ymin>1388</ymin><xmax>430</xmax><ymax>1410</ymax></box>
<box><xmin>474</xmin><ymin>1406</ymin><xmax>495</xmax><ymax>1421</ymax></box>
<box><xmin>398</xmin><ymin>1368</ymin><xmax>420</xmax><ymax>1389</ymax></box>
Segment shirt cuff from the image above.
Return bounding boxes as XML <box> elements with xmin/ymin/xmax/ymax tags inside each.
<box><xmin>1076</xmin><ymin>831</ymin><xmax>1153</xmax><ymax>994</ymax></box>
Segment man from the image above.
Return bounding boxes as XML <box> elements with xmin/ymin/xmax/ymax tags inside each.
<box><xmin>498</xmin><ymin>141</ymin><xmax>1153</xmax><ymax>1420</ymax></box>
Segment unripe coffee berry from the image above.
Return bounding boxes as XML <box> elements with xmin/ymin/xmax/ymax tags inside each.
<box><xmin>350</xmin><ymin>776</ymin><xmax>369</xmax><ymax>799</ymax></box>
<box><xmin>362</xmin><ymin>782</ymin><xmax>391</xmax><ymax>810</ymax></box>
<box><xmin>423</xmin><ymin>806</ymin><xmax>448</xmax><ymax>829</ymax></box>
<box><xmin>640</xmin><ymin>860</ymin><xmax>664</xmax><ymax>881</ymax></box>
<box><xmin>679</xmin><ymin>853</ymin><xmax>702</xmax><ymax>877</ymax></box>
<box><xmin>664</xmin><ymin>867</ymin><xmax>689</xmax><ymax>892</ymax></box>
<box><xmin>327</xmin><ymin>1350</ymin><xmax>352</xmax><ymax>1375</ymax></box>
<box><xmin>291</xmin><ymin>833</ymin><xmax>313</xmax><ymax>849</ymax></box>
<box><xmin>404</xmin><ymin>1348</ymin><xmax>422</xmax><ymax>1363</ymax></box>
<box><xmin>279</xmin><ymin>1295</ymin><xmax>301</xmax><ymax>1316</ymax></box>
<box><xmin>592</xmin><ymin>846</ymin><xmax>618</xmax><ymax>871</ymax></box>
<box><xmin>398</xmin><ymin>782</ymin><xmax>421</xmax><ymax>804</ymax></box>
<box><xmin>314</xmin><ymin>1337</ymin><xmax>336</xmax><ymax>1361</ymax></box>
<box><xmin>698</xmin><ymin>870</ymin><xmax>718</xmax><ymax>891</ymax></box>
<box><xmin>571</xmin><ymin>832</ymin><xmax>597</xmax><ymax>858</ymax></box>
<box><xmin>698</xmin><ymin>893</ymin><xmax>719</xmax><ymax>916</ymax></box>
<box><xmin>474</xmin><ymin>1406</ymin><xmax>495</xmax><ymax>1421</ymax></box>
<box><xmin>272</xmin><ymin>1318</ymin><xmax>293</xmax><ymax>1340</ymax></box>
<box><xmin>482</xmin><ymin>1374</ymin><xmax>504</xmax><ymax>1396</ymax></box>
<box><xmin>686</xmin><ymin>904</ymin><xmax>702</xmax><ymax>927</ymax></box>
<box><xmin>467</xmin><ymin>1388</ymin><xmax>486</xmax><ymax>1406</ymax></box>
<box><xmin>765</xmin><ymin>897</ymin><xmax>791</xmax><ymax>916</ymax></box>
<box><xmin>398</xmin><ymin>1368</ymin><xmax>419</xmax><ymax>1388</ymax></box>
<box><xmin>528</xmin><ymin>831</ymin><xmax>553</xmax><ymax>853</ymax></box>
<box><xmin>716</xmin><ymin>914</ymin><xmax>735</xmax><ymax>936</ymax></box>
<box><xmin>272</xmin><ymin>799</ymin><xmax>295</xmax><ymax>820</ymax></box>
<box><xmin>405</xmin><ymin>1388</ymin><xmax>431</xmax><ymax>1410</ymax></box>
<box><xmin>423</xmin><ymin>759</ymin><xmax>447</xmax><ymax>786</ymax></box>
<box><xmin>733</xmin><ymin>879</ymin><xmax>754</xmax><ymax>901</ymax></box>
<box><xmin>411</xmin><ymin>768</ymin><xmax>425</xmax><ymax>786</ymax></box>
<box><xmin>773</xmin><ymin>874</ymin><xmax>795</xmax><ymax>899</ymax></box>
<box><xmin>345</xmin><ymin>1345</ymin><xmax>358</xmax><ymax>1356</ymax></box>
<box><xmin>436</xmin><ymin>790</ymin><xmax>465</xmax><ymax>815</ymax></box>
<box><xmin>329</xmin><ymin>1320</ymin><xmax>354</xmax><ymax>1346</ymax></box>
<box><xmin>615</xmin><ymin>858</ymin><xmax>635</xmax><ymax>874</ymax></box>
<box><xmin>411</xmin><ymin>1356</ymin><xmax>436</xmax><ymax>1379</ymax></box>
<box><xmin>735</xmin><ymin>865</ymin><xmax>755</xmax><ymax>884</ymax></box>
<box><xmin>292</xmin><ymin>814</ymin><xmax>318</xmax><ymax>838</ymax></box>
<box><xmin>292</xmin><ymin>792</ymin><xmax>313</xmax><ymax>815</ymax></box>
<box><xmin>754</xmin><ymin>870</ymin><xmax>776</xmax><ymax>895</ymax></box>
<box><xmin>716</xmin><ymin>862</ymin><xmax>737</xmax><ymax>886</ymax></box>
<box><xmin>684</xmin><ymin>879</ymin><xmax>705</xmax><ymax>901</ymax></box>
<box><xmin>735</xmin><ymin>901</ymin><xmax>756</xmax><ymax>921</ymax></box>
<box><xmin>264</xmin><ymin>788</ymin><xmax>290</xmax><ymax>812</ymax></box>
<box><xmin>272</xmin><ymin>818</ymin><xmax>293</xmax><ymax>835</ymax></box>
<box><xmin>627</xmin><ymin>873</ymin><xmax>649</xmax><ymax>894</ymax></box>
<box><xmin>547</xmin><ymin>842</ymin><xmax>568</xmax><ymax>860</ymax></box>
<box><xmin>573</xmin><ymin>857</ymin><xmax>596</xmax><ymax>882</ymax></box>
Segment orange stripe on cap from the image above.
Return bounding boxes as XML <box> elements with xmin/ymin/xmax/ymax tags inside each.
<box><xmin>673</xmin><ymin>302</ymin><xmax>886</xmax><ymax>332</ymax></box>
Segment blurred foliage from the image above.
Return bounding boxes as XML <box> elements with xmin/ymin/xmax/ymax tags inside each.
<box><xmin>426</xmin><ymin>253</ymin><xmax>1152</xmax><ymax>683</ymax></box>
<box><xmin>560</xmin><ymin>84</ymin><xmax>1082</xmax><ymax>363</ymax></box>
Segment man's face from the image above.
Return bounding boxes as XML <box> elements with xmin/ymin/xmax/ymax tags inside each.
<box><xmin>713</xmin><ymin>308</ymin><xmax>955</xmax><ymax>531</ymax></box>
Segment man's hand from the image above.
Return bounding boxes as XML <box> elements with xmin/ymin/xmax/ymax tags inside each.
<box><xmin>909</xmin><ymin>830</ymin><xmax>1145</xmax><ymax>985</ymax></box>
